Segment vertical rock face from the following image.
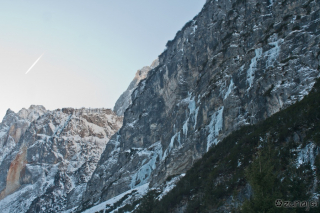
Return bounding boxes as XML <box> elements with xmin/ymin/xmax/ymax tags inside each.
<box><xmin>113</xmin><ymin>58</ymin><xmax>159</xmax><ymax>116</ymax></box>
<box><xmin>0</xmin><ymin>106</ymin><xmax>122</xmax><ymax>213</ymax></box>
<box><xmin>0</xmin><ymin>106</ymin><xmax>46</xmax><ymax>171</ymax></box>
<box><xmin>81</xmin><ymin>0</ymin><xmax>320</xmax><ymax>210</ymax></box>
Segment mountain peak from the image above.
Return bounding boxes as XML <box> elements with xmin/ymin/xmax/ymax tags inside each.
<box><xmin>113</xmin><ymin>58</ymin><xmax>159</xmax><ymax>116</ymax></box>
<box><xmin>28</xmin><ymin>105</ymin><xmax>46</xmax><ymax>111</ymax></box>
<box><xmin>5</xmin><ymin>108</ymin><xmax>15</xmax><ymax>116</ymax></box>
<box><xmin>16</xmin><ymin>105</ymin><xmax>47</xmax><ymax>122</ymax></box>
<box><xmin>0</xmin><ymin>106</ymin><xmax>123</xmax><ymax>212</ymax></box>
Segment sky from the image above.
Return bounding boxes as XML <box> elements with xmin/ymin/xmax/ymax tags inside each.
<box><xmin>0</xmin><ymin>0</ymin><xmax>206</xmax><ymax>120</ymax></box>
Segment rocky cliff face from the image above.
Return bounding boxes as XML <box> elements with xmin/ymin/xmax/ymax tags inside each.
<box><xmin>113</xmin><ymin>58</ymin><xmax>159</xmax><ymax>116</ymax></box>
<box><xmin>0</xmin><ymin>106</ymin><xmax>122</xmax><ymax>212</ymax></box>
<box><xmin>80</xmin><ymin>0</ymin><xmax>320</xmax><ymax>211</ymax></box>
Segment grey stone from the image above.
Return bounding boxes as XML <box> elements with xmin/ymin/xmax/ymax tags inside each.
<box><xmin>80</xmin><ymin>0</ymin><xmax>320</xmax><ymax>211</ymax></box>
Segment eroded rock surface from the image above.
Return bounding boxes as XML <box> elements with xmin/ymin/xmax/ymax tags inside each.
<box><xmin>0</xmin><ymin>106</ymin><xmax>122</xmax><ymax>213</ymax></box>
<box><xmin>80</xmin><ymin>0</ymin><xmax>320</xmax><ymax>211</ymax></box>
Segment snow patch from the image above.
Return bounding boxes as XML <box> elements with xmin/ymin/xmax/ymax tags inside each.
<box><xmin>246</xmin><ymin>48</ymin><xmax>262</xmax><ymax>90</ymax></box>
<box><xmin>224</xmin><ymin>78</ymin><xmax>234</xmax><ymax>100</ymax></box>
<box><xmin>157</xmin><ymin>173</ymin><xmax>186</xmax><ymax>200</ymax></box>
<box><xmin>295</xmin><ymin>143</ymin><xmax>319</xmax><ymax>200</ymax></box>
<box><xmin>52</xmin><ymin>114</ymin><xmax>72</xmax><ymax>137</ymax></box>
<box><xmin>82</xmin><ymin>183</ymin><xmax>149</xmax><ymax>213</ymax></box>
<box><xmin>207</xmin><ymin>107</ymin><xmax>224</xmax><ymax>151</ymax></box>
<box><xmin>183</xmin><ymin>118</ymin><xmax>189</xmax><ymax>136</ymax></box>
<box><xmin>246</xmin><ymin>35</ymin><xmax>282</xmax><ymax>91</ymax></box>
<box><xmin>190</xmin><ymin>20</ymin><xmax>198</xmax><ymax>35</ymax></box>
<box><xmin>180</xmin><ymin>92</ymin><xmax>198</xmax><ymax>132</ymax></box>
<box><xmin>162</xmin><ymin>133</ymin><xmax>179</xmax><ymax>161</ymax></box>
<box><xmin>127</xmin><ymin>119</ymin><xmax>138</xmax><ymax>128</ymax></box>
<box><xmin>131</xmin><ymin>142</ymin><xmax>162</xmax><ymax>188</ymax></box>
<box><xmin>296</xmin><ymin>143</ymin><xmax>319</xmax><ymax>169</ymax></box>
<box><xmin>264</xmin><ymin>36</ymin><xmax>283</xmax><ymax>68</ymax></box>
<box><xmin>194</xmin><ymin>107</ymin><xmax>199</xmax><ymax>129</ymax></box>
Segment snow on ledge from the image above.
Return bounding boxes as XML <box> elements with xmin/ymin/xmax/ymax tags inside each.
<box><xmin>81</xmin><ymin>183</ymin><xmax>149</xmax><ymax>213</ymax></box>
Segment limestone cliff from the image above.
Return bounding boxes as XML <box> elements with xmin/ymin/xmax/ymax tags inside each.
<box><xmin>80</xmin><ymin>0</ymin><xmax>320</xmax><ymax>211</ymax></box>
<box><xmin>0</xmin><ymin>106</ymin><xmax>122</xmax><ymax>212</ymax></box>
<box><xmin>113</xmin><ymin>58</ymin><xmax>159</xmax><ymax>116</ymax></box>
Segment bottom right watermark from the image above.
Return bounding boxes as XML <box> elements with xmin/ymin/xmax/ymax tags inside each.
<box><xmin>275</xmin><ymin>199</ymin><xmax>319</xmax><ymax>211</ymax></box>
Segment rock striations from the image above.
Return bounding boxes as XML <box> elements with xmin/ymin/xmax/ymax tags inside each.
<box><xmin>0</xmin><ymin>105</ymin><xmax>122</xmax><ymax>212</ymax></box>
<box><xmin>79</xmin><ymin>0</ymin><xmax>320</xmax><ymax>211</ymax></box>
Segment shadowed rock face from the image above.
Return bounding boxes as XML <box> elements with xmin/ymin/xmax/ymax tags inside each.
<box><xmin>0</xmin><ymin>106</ymin><xmax>123</xmax><ymax>213</ymax></box>
<box><xmin>80</xmin><ymin>0</ymin><xmax>320</xmax><ymax>210</ymax></box>
<box><xmin>113</xmin><ymin>58</ymin><xmax>159</xmax><ymax>116</ymax></box>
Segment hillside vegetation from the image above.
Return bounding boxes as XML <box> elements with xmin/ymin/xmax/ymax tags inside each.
<box><xmin>130</xmin><ymin>78</ymin><xmax>320</xmax><ymax>212</ymax></box>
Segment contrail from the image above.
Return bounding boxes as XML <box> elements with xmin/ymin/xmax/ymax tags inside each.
<box><xmin>25</xmin><ymin>53</ymin><xmax>44</xmax><ymax>74</ymax></box>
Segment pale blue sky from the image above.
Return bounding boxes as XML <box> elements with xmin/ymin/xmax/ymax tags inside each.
<box><xmin>0</xmin><ymin>0</ymin><xmax>205</xmax><ymax>119</ymax></box>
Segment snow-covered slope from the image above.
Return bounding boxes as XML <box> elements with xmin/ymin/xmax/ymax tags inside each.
<box><xmin>0</xmin><ymin>106</ymin><xmax>122</xmax><ymax>213</ymax></box>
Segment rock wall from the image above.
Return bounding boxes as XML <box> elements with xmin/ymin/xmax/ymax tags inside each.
<box><xmin>114</xmin><ymin>58</ymin><xmax>159</xmax><ymax>116</ymax></box>
<box><xmin>0</xmin><ymin>106</ymin><xmax>123</xmax><ymax>213</ymax></box>
<box><xmin>80</xmin><ymin>0</ymin><xmax>320</xmax><ymax>210</ymax></box>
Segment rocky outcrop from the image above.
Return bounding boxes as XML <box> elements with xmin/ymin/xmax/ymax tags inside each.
<box><xmin>0</xmin><ymin>106</ymin><xmax>122</xmax><ymax>213</ymax></box>
<box><xmin>0</xmin><ymin>106</ymin><xmax>46</xmax><ymax>172</ymax></box>
<box><xmin>80</xmin><ymin>0</ymin><xmax>320</xmax><ymax>211</ymax></box>
<box><xmin>113</xmin><ymin>58</ymin><xmax>159</xmax><ymax>116</ymax></box>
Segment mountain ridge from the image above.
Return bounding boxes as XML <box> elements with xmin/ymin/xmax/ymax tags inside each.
<box><xmin>0</xmin><ymin>105</ymin><xmax>123</xmax><ymax>212</ymax></box>
<box><xmin>79</xmin><ymin>0</ymin><xmax>320</xmax><ymax>211</ymax></box>
<box><xmin>113</xmin><ymin>58</ymin><xmax>159</xmax><ymax>116</ymax></box>
<box><xmin>0</xmin><ymin>0</ymin><xmax>319</xmax><ymax>212</ymax></box>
